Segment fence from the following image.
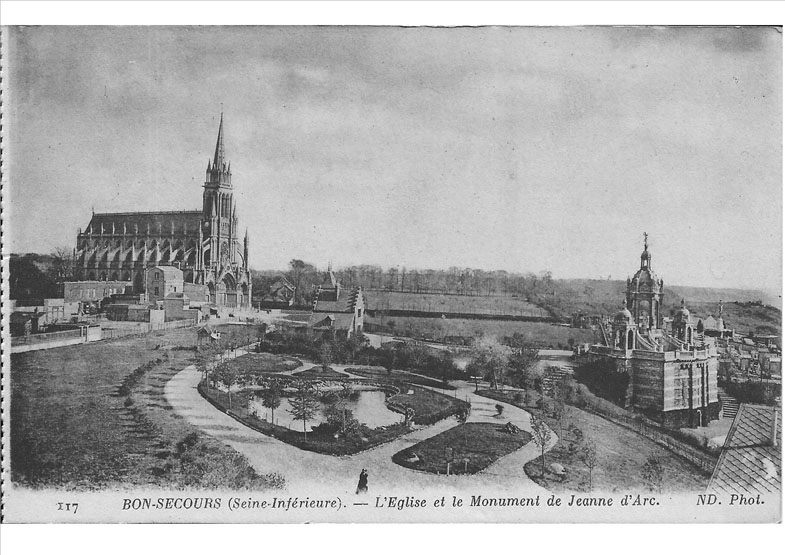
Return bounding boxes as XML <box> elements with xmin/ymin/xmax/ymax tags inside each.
<box><xmin>11</xmin><ymin>327</ymin><xmax>85</xmax><ymax>347</ymax></box>
<box><xmin>101</xmin><ymin>319</ymin><xmax>197</xmax><ymax>339</ymax></box>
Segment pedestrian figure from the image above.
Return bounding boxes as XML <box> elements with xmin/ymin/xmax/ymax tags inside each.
<box><xmin>356</xmin><ymin>468</ymin><xmax>368</xmax><ymax>494</ymax></box>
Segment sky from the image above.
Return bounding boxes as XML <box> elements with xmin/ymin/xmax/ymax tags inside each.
<box><xmin>4</xmin><ymin>26</ymin><xmax>782</xmax><ymax>292</ymax></box>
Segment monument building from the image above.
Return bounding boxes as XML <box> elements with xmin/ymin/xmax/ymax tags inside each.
<box><xmin>589</xmin><ymin>235</ymin><xmax>719</xmax><ymax>428</ymax></box>
<box><xmin>73</xmin><ymin>115</ymin><xmax>252</xmax><ymax>308</ymax></box>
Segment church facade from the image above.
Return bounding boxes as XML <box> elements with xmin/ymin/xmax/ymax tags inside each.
<box><xmin>74</xmin><ymin>115</ymin><xmax>252</xmax><ymax>308</ymax></box>
<box><xmin>589</xmin><ymin>236</ymin><xmax>719</xmax><ymax>428</ymax></box>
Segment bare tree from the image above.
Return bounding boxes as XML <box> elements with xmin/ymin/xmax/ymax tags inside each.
<box><xmin>529</xmin><ymin>413</ymin><xmax>552</xmax><ymax>477</ymax></box>
<box><xmin>642</xmin><ymin>452</ymin><xmax>664</xmax><ymax>494</ymax></box>
<box><xmin>455</xmin><ymin>406</ymin><xmax>470</xmax><ymax>447</ymax></box>
<box><xmin>51</xmin><ymin>246</ymin><xmax>76</xmax><ymax>281</ymax></box>
<box><xmin>580</xmin><ymin>437</ymin><xmax>598</xmax><ymax>491</ymax></box>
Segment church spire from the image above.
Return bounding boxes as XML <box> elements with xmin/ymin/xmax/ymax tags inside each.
<box><xmin>213</xmin><ymin>112</ymin><xmax>226</xmax><ymax>168</ymax></box>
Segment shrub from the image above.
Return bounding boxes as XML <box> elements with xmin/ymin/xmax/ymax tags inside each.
<box><xmin>495</xmin><ymin>404</ymin><xmax>504</xmax><ymax>416</ymax></box>
<box><xmin>574</xmin><ymin>358</ymin><xmax>629</xmax><ymax>406</ymax></box>
<box><xmin>261</xmin><ymin>472</ymin><xmax>287</xmax><ymax>489</ymax></box>
<box><xmin>512</xmin><ymin>392</ymin><xmax>523</xmax><ymax>404</ymax></box>
<box><xmin>321</xmin><ymin>391</ymin><xmax>340</xmax><ymax>404</ymax></box>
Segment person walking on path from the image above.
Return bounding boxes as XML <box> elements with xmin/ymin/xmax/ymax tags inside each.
<box><xmin>356</xmin><ymin>468</ymin><xmax>368</xmax><ymax>494</ymax></box>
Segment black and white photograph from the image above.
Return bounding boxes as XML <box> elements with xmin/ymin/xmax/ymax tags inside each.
<box><xmin>1</xmin><ymin>9</ymin><xmax>782</xmax><ymax>529</ymax></box>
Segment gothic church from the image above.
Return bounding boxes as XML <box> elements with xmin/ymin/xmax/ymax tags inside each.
<box><xmin>74</xmin><ymin>115</ymin><xmax>252</xmax><ymax>308</ymax></box>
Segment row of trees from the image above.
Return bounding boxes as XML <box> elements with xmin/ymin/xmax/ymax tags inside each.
<box><xmin>252</xmin><ymin>259</ymin><xmax>559</xmax><ymax>308</ymax></box>
<box><xmin>258</xmin><ymin>328</ymin><xmax>463</xmax><ymax>382</ymax></box>
<box><xmin>334</xmin><ymin>265</ymin><xmax>556</xmax><ymax>299</ymax></box>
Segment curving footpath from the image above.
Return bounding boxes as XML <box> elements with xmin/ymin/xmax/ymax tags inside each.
<box><xmin>164</xmin><ymin>354</ymin><xmax>556</xmax><ymax>494</ymax></box>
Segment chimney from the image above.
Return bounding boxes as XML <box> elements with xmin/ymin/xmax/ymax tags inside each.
<box><xmin>771</xmin><ymin>409</ymin><xmax>779</xmax><ymax>448</ymax></box>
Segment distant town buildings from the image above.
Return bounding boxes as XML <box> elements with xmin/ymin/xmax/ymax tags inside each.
<box><xmin>589</xmin><ymin>236</ymin><xmax>720</xmax><ymax>428</ymax></box>
<box><xmin>258</xmin><ymin>276</ymin><xmax>297</xmax><ymax>308</ymax></box>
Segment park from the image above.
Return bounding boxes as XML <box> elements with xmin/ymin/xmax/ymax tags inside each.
<box><xmin>10</xmin><ymin>317</ymin><xmax>716</xmax><ymax>495</ymax></box>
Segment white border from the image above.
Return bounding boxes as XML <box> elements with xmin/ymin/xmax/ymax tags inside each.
<box><xmin>0</xmin><ymin>1</ymin><xmax>783</xmax><ymax>27</ymax></box>
<box><xmin>1</xmin><ymin>1</ymin><xmax>783</xmax><ymax>553</ymax></box>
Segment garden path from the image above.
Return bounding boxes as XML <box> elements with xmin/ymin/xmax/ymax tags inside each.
<box><xmin>165</xmin><ymin>354</ymin><xmax>557</xmax><ymax>496</ymax></box>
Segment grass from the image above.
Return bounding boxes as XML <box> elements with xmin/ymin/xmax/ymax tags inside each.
<box><xmin>343</xmin><ymin>365</ymin><xmax>457</xmax><ymax>390</ymax></box>
<box><xmin>291</xmin><ymin>366</ymin><xmax>349</xmax><ymax>379</ymax></box>
<box><xmin>365</xmin><ymin>290</ymin><xmax>545</xmax><ymax>317</ymax></box>
<box><xmin>392</xmin><ymin>423</ymin><xmax>532</xmax><ymax>475</ymax></box>
<box><xmin>386</xmin><ymin>388</ymin><xmax>467</xmax><ymax>425</ymax></box>
<box><xmin>10</xmin><ymin>324</ymin><xmax>285</xmax><ymax>490</ymax></box>
<box><xmin>478</xmin><ymin>389</ymin><xmax>711</xmax><ymax>493</ymax></box>
<box><xmin>221</xmin><ymin>352</ymin><xmax>302</xmax><ymax>375</ymax></box>
<box><xmin>364</xmin><ymin>315</ymin><xmax>595</xmax><ymax>347</ymax></box>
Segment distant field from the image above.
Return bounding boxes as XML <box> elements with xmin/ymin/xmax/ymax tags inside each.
<box><xmin>365</xmin><ymin>315</ymin><xmax>595</xmax><ymax>348</ymax></box>
<box><xmin>365</xmin><ymin>290</ymin><xmax>546</xmax><ymax>317</ymax></box>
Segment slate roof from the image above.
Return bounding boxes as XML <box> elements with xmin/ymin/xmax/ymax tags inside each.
<box><xmin>308</xmin><ymin>312</ymin><xmax>355</xmax><ymax>331</ymax></box>
<box><xmin>707</xmin><ymin>404</ymin><xmax>781</xmax><ymax>496</ymax></box>
<box><xmin>313</xmin><ymin>285</ymin><xmax>361</xmax><ymax>313</ymax></box>
<box><xmin>83</xmin><ymin>211</ymin><xmax>203</xmax><ymax>236</ymax></box>
<box><xmin>314</xmin><ymin>298</ymin><xmax>353</xmax><ymax>312</ymax></box>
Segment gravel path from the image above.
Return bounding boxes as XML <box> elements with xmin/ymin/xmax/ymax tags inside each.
<box><xmin>165</xmin><ymin>352</ymin><xmax>556</xmax><ymax>497</ymax></box>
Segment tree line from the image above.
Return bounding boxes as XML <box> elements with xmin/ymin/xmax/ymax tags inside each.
<box><xmin>9</xmin><ymin>248</ymin><xmax>75</xmax><ymax>300</ymax></box>
<box><xmin>253</xmin><ymin>259</ymin><xmax>557</xmax><ymax>308</ymax></box>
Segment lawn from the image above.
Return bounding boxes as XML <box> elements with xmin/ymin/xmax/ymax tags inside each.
<box><xmin>10</xmin><ymin>324</ymin><xmax>284</xmax><ymax>490</ymax></box>
<box><xmin>392</xmin><ymin>422</ymin><xmax>532</xmax><ymax>475</ymax></box>
<box><xmin>365</xmin><ymin>290</ymin><xmax>545</xmax><ymax>317</ymax></box>
<box><xmin>386</xmin><ymin>388</ymin><xmax>469</xmax><ymax>425</ymax></box>
<box><xmin>291</xmin><ymin>366</ymin><xmax>350</xmax><ymax>379</ymax></box>
<box><xmin>221</xmin><ymin>352</ymin><xmax>302</xmax><ymax>375</ymax></box>
<box><xmin>343</xmin><ymin>365</ymin><xmax>456</xmax><ymax>390</ymax></box>
<box><xmin>478</xmin><ymin>390</ymin><xmax>711</xmax><ymax>494</ymax></box>
<box><xmin>364</xmin><ymin>315</ymin><xmax>595</xmax><ymax>347</ymax></box>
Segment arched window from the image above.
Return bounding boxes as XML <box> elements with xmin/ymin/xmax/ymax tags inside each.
<box><xmin>627</xmin><ymin>329</ymin><xmax>634</xmax><ymax>350</ymax></box>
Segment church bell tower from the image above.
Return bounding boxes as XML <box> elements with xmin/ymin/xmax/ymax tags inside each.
<box><xmin>202</xmin><ymin>113</ymin><xmax>235</xmax><ymax>270</ymax></box>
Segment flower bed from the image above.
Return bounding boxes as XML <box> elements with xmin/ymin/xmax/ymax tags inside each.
<box><xmin>392</xmin><ymin>422</ymin><xmax>531</xmax><ymax>475</ymax></box>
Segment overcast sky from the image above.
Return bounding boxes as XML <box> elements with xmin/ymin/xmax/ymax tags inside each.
<box><xmin>5</xmin><ymin>26</ymin><xmax>782</xmax><ymax>292</ymax></box>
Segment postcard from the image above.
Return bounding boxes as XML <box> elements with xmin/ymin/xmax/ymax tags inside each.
<box><xmin>1</xmin><ymin>24</ymin><xmax>781</xmax><ymax>524</ymax></box>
